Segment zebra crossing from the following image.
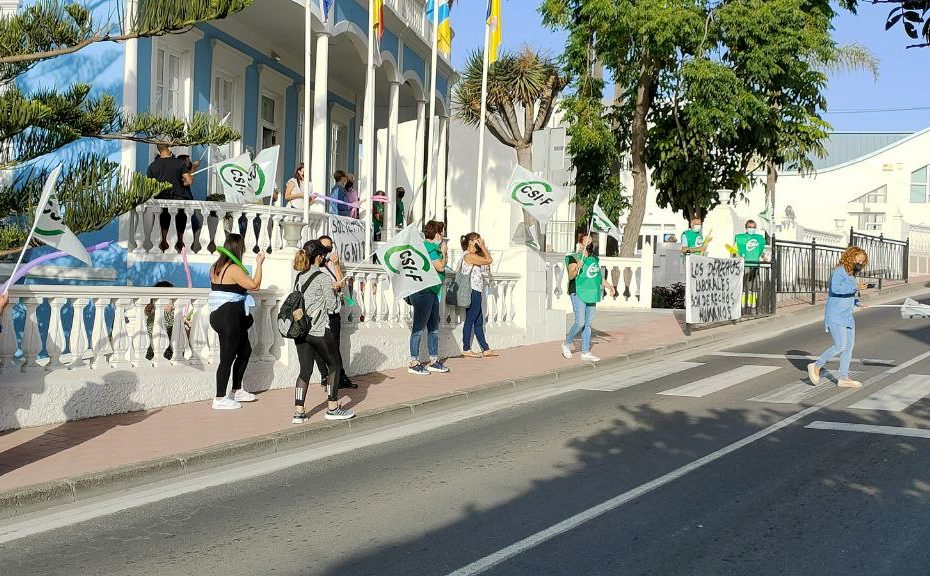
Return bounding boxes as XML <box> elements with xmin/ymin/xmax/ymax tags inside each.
<box><xmin>583</xmin><ymin>358</ymin><xmax>930</xmax><ymax>414</ymax></box>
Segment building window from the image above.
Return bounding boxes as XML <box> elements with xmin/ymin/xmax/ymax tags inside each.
<box><xmin>858</xmin><ymin>212</ymin><xmax>885</xmax><ymax>231</ymax></box>
<box><xmin>209</xmin><ymin>73</ymin><xmax>238</xmax><ymax>196</ymax></box>
<box><xmin>911</xmin><ymin>166</ymin><xmax>929</xmax><ymax>203</ymax></box>
<box><xmin>154</xmin><ymin>47</ymin><xmax>182</xmax><ymax>118</ymax></box>
<box><xmin>261</xmin><ymin>95</ymin><xmax>277</xmax><ymax>149</ymax></box>
<box><xmin>852</xmin><ymin>185</ymin><xmax>887</xmax><ymax>204</ymax></box>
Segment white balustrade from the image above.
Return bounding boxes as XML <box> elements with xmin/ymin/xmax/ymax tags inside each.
<box><xmin>124</xmin><ymin>199</ymin><xmax>323</xmax><ymax>256</ymax></box>
<box><xmin>544</xmin><ymin>251</ymin><xmax>654</xmax><ymax>311</ymax></box>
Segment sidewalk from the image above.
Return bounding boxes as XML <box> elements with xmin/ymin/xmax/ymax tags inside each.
<box><xmin>1</xmin><ymin>278</ymin><xmax>928</xmax><ymax>516</ymax></box>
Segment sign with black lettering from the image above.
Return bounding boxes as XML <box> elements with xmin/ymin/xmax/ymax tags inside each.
<box><xmin>685</xmin><ymin>256</ymin><xmax>744</xmax><ymax>324</ymax></box>
<box><xmin>328</xmin><ymin>214</ymin><xmax>367</xmax><ymax>263</ymax></box>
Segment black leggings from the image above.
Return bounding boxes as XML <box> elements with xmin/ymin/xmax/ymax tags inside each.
<box><xmin>315</xmin><ymin>313</ymin><xmax>350</xmax><ymax>384</ymax></box>
<box><xmin>209</xmin><ymin>302</ymin><xmax>253</xmax><ymax>398</ymax></box>
<box><xmin>294</xmin><ymin>329</ymin><xmax>342</xmax><ymax>406</ymax></box>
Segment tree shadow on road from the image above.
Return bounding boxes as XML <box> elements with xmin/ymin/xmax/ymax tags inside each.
<box><xmin>319</xmin><ymin>398</ymin><xmax>930</xmax><ymax>576</ymax></box>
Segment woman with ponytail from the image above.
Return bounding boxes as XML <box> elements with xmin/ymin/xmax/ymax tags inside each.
<box><xmin>291</xmin><ymin>240</ymin><xmax>355</xmax><ymax>423</ymax></box>
<box><xmin>208</xmin><ymin>234</ymin><xmax>264</xmax><ymax>410</ymax></box>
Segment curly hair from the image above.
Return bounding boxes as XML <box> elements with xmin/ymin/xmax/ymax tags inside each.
<box><xmin>839</xmin><ymin>246</ymin><xmax>868</xmax><ymax>274</ymax></box>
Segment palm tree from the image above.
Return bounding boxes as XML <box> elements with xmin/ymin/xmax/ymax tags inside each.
<box><xmin>454</xmin><ymin>48</ymin><xmax>566</xmax><ymax>244</ymax></box>
<box><xmin>454</xmin><ymin>48</ymin><xmax>566</xmax><ymax>170</ymax></box>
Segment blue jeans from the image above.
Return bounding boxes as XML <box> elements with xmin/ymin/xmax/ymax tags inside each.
<box><xmin>463</xmin><ymin>289</ymin><xmax>489</xmax><ymax>352</ymax></box>
<box><xmin>815</xmin><ymin>322</ymin><xmax>855</xmax><ymax>379</ymax></box>
<box><xmin>409</xmin><ymin>290</ymin><xmax>440</xmax><ymax>362</ymax></box>
<box><xmin>564</xmin><ymin>293</ymin><xmax>596</xmax><ymax>353</ymax></box>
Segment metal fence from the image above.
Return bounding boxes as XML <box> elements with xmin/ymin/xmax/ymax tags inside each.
<box><xmin>741</xmin><ymin>262</ymin><xmax>776</xmax><ymax>319</ymax></box>
<box><xmin>849</xmin><ymin>228</ymin><xmax>909</xmax><ymax>286</ymax></box>
<box><xmin>772</xmin><ymin>227</ymin><xmax>909</xmax><ymax>303</ymax></box>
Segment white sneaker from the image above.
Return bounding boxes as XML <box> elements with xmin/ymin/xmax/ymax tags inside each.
<box><xmin>580</xmin><ymin>352</ymin><xmax>601</xmax><ymax>362</ymax></box>
<box><xmin>233</xmin><ymin>389</ymin><xmax>257</xmax><ymax>402</ymax></box>
<box><xmin>212</xmin><ymin>397</ymin><xmax>241</xmax><ymax>410</ymax></box>
<box><xmin>561</xmin><ymin>343</ymin><xmax>573</xmax><ymax>359</ymax></box>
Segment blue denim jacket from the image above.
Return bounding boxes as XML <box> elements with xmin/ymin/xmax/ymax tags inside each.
<box><xmin>824</xmin><ymin>267</ymin><xmax>859</xmax><ymax>329</ymax></box>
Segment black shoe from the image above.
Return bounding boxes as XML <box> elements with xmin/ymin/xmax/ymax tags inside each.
<box><xmin>340</xmin><ymin>379</ymin><xmax>359</xmax><ymax>389</ymax></box>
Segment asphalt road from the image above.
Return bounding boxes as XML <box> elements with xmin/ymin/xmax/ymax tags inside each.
<box><xmin>3</xmin><ymin>300</ymin><xmax>930</xmax><ymax>575</ymax></box>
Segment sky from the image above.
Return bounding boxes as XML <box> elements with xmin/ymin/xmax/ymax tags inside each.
<box><xmin>450</xmin><ymin>1</ymin><xmax>930</xmax><ymax>133</ymax></box>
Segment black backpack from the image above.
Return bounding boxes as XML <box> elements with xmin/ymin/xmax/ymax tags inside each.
<box><xmin>277</xmin><ymin>271</ymin><xmax>323</xmax><ymax>339</ymax></box>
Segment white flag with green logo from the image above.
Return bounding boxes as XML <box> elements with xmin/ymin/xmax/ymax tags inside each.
<box><xmin>215</xmin><ymin>152</ymin><xmax>253</xmax><ymax>203</ymax></box>
<box><xmin>33</xmin><ymin>165</ymin><xmax>92</xmax><ymax>265</ymax></box>
<box><xmin>591</xmin><ymin>200</ymin><xmax>621</xmax><ymax>242</ymax></box>
<box><xmin>506</xmin><ymin>165</ymin><xmax>566</xmax><ymax>227</ymax></box>
<box><xmin>248</xmin><ymin>145</ymin><xmax>279</xmax><ymax>200</ymax></box>
<box><xmin>375</xmin><ymin>224</ymin><xmax>442</xmax><ymax>300</ymax></box>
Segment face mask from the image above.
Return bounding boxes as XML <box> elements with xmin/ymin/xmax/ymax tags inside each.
<box><xmin>853</xmin><ymin>264</ymin><xmax>863</xmax><ymax>274</ymax></box>
<box><xmin>747</xmin><ymin>228</ymin><xmax>757</xmax><ymax>234</ymax></box>
<box><xmin>692</xmin><ymin>225</ymin><xmax>702</xmax><ymax>232</ymax></box>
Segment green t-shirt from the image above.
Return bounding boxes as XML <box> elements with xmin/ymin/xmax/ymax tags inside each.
<box><xmin>373</xmin><ymin>203</ymin><xmax>384</xmax><ymax>236</ymax></box>
<box><xmin>681</xmin><ymin>229</ymin><xmax>704</xmax><ymax>249</ymax></box>
<box><xmin>575</xmin><ymin>255</ymin><xmax>603</xmax><ymax>305</ymax></box>
<box><xmin>396</xmin><ymin>200</ymin><xmax>405</xmax><ymax>227</ymax></box>
<box><xmin>735</xmin><ymin>232</ymin><xmax>765</xmax><ymax>266</ymax></box>
<box><xmin>425</xmin><ymin>240</ymin><xmax>444</xmax><ymax>296</ymax></box>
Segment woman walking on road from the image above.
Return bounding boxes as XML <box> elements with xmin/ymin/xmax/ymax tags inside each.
<box><xmin>459</xmin><ymin>232</ymin><xmax>498</xmax><ymax>358</ymax></box>
<box><xmin>291</xmin><ymin>240</ymin><xmax>355</xmax><ymax>423</ymax></box>
<box><xmin>208</xmin><ymin>234</ymin><xmax>264</xmax><ymax>410</ymax></box>
<box><xmin>809</xmin><ymin>246</ymin><xmax>869</xmax><ymax>389</ymax></box>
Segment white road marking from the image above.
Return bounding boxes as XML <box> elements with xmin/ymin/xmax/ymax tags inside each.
<box><xmin>710</xmin><ymin>352</ymin><xmax>894</xmax><ymax>365</ymax></box>
<box><xmin>658</xmin><ymin>365</ymin><xmax>779</xmax><ymax>398</ymax></box>
<box><xmin>806</xmin><ymin>421</ymin><xmax>930</xmax><ymax>439</ymax></box>
<box><xmin>443</xmin><ymin>349</ymin><xmax>930</xmax><ymax>576</ymax></box>
<box><xmin>749</xmin><ymin>372</ymin><xmax>862</xmax><ymax>404</ymax></box>
<box><xmin>849</xmin><ymin>374</ymin><xmax>930</xmax><ymax>412</ymax></box>
<box><xmin>579</xmin><ymin>361</ymin><xmax>703</xmax><ymax>392</ymax></box>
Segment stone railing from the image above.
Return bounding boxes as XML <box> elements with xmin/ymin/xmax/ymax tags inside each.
<box><xmin>384</xmin><ymin>0</ymin><xmax>428</xmax><ymax>48</ymax></box>
<box><xmin>544</xmin><ymin>250</ymin><xmax>654</xmax><ymax>311</ymax></box>
<box><xmin>798</xmin><ymin>225</ymin><xmax>845</xmax><ymax>248</ymax></box>
<box><xmin>0</xmin><ymin>285</ymin><xmax>285</xmax><ymax>375</ymax></box>
<box><xmin>122</xmin><ymin>199</ymin><xmax>328</xmax><ymax>256</ymax></box>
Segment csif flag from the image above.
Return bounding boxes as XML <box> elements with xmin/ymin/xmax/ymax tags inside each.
<box><xmin>591</xmin><ymin>200</ymin><xmax>621</xmax><ymax>242</ymax></box>
<box><xmin>215</xmin><ymin>151</ymin><xmax>254</xmax><ymax>203</ymax></box>
<box><xmin>33</xmin><ymin>165</ymin><xmax>92</xmax><ymax>265</ymax></box>
<box><xmin>375</xmin><ymin>224</ymin><xmax>442</xmax><ymax>300</ymax></box>
<box><xmin>506</xmin><ymin>164</ymin><xmax>566</xmax><ymax>228</ymax></box>
<box><xmin>248</xmin><ymin>145</ymin><xmax>280</xmax><ymax>201</ymax></box>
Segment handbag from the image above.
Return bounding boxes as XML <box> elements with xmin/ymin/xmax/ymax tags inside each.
<box><xmin>449</xmin><ymin>257</ymin><xmax>473</xmax><ymax>308</ymax></box>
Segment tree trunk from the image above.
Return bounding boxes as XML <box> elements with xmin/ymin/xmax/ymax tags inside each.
<box><xmin>515</xmin><ymin>145</ymin><xmax>543</xmax><ymax>248</ymax></box>
<box><xmin>765</xmin><ymin>160</ymin><xmax>777</xmax><ymax>235</ymax></box>
<box><xmin>619</xmin><ymin>58</ymin><xmax>656</xmax><ymax>258</ymax></box>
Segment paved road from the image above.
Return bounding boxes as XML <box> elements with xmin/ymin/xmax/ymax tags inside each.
<box><xmin>3</xmin><ymin>300</ymin><xmax>930</xmax><ymax>575</ymax></box>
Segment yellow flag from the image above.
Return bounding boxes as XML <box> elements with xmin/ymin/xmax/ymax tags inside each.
<box><xmin>487</xmin><ymin>0</ymin><xmax>501</xmax><ymax>64</ymax></box>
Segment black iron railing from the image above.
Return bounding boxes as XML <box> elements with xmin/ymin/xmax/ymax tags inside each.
<box><xmin>772</xmin><ymin>237</ymin><xmax>846</xmax><ymax>304</ymax></box>
<box><xmin>741</xmin><ymin>262</ymin><xmax>776</xmax><ymax>319</ymax></box>
<box><xmin>849</xmin><ymin>228</ymin><xmax>909</xmax><ymax>287</ymax></box>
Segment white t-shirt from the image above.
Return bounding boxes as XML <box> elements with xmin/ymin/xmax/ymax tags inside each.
<box><xmin>286</xmin><ymin>178</ymin><xmax>312</xmax><ymax>209</ymax></box>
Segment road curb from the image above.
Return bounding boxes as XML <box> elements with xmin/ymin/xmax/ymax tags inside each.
<box><xmin>3</xmin><ymin>281</ymin><xmax>929</xmax><ymax>521</ymax></box>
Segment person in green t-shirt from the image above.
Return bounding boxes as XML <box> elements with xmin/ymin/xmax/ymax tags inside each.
<box><xmin>408</xmin><ymin>220</ymin><xmax>449</xmax><ymax>375</ymax></box>
<box><xmin>680</xmin><ymin>217</ymin><xmax>707</xmax><ymax>256</ymax></box>
<box><xmin>735</xmin><ymin>219</ymin><xmax>767</xmax><ymax>307</ymax></box>
<box><xmin>561</xmin><ymin>232</ymin><xmax>615</xmax><ymax>363</ymax></box>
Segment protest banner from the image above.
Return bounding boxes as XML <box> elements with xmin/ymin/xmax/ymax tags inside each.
<box><xmin>506</xmin><ymin>165</ymin><xmax>566</xmax><ymax>228</ymax></box>
<box><xmin>328</xmin><ymin>214</ymin><xmax>367</xmax><ymax>263</ymax></box>
<box><xmin>374</xmin><ymin>224</ymin><xmax>441</xmax><ymax>301</ymax></box>
<box><xmin>685</xmin><ymin>255</ymin><xmax>744</xmax><ymax>325</ymax></box>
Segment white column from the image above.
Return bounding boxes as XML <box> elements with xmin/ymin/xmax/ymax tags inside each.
<box><xmin>412</xmin><ymin>98</ymin><xmax>427</xmax><ymax>226</ymax></box>
<box><xmin>436</xmin><ymin>115</ymin><xmax>449</xmax><ymax>223</ymax></box>
<box><xmin>362</xmin><ymin>3</ymin><xmax>376</xmax><ymax>258</ymax></box>
<box><xmin>302</xmin><ymin>0</ymin><xmax>313</xmax><ymax>224</ymax></box>
<box><xmin>311</xmin><ymin>30</ymin><xmax>331</xmax><ymax>214</ymax></box>
<box><xmin>386</xmin><ymin>80</ymin><xmax>401</xmax><ymax>240</ymax></box>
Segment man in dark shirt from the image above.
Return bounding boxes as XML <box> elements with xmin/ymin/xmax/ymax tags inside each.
<box><xmin>147</xmin><ymin>144</ymin><xmax>195</xmax><ymax>250</ymax></box>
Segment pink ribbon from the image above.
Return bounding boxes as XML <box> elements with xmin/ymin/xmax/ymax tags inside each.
<box><xmin>1</xmin><ymin>241</ymin><xmax>112</xmax><ymax>293</ymax></box>
<box><xmin>313</xmin><ymin>194</ymin><xmax>391</xmax><ymax>208</ymax></box>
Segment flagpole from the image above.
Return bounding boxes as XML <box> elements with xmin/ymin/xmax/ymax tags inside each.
<box><xmin>425</xmin><ymin>0</ymin><xmax>441</xmax><ymax>221</ymax></box>
<box><xmin>302</xmin><ymin>0</ymin><xmax>314</xmax><ymax>227</ymax></box>
<box><xmin>587</xmin><ymin>195</ymin><xmax>600</xmax><ymax>236</ymax></box>
<box><xmin>363</xmin><ymin>0</ymin><xmax>376</xmax><ymax>259</ymax></box>
<box><xmin>474</xmin><ymin>14</ymin><xmax>492</xmax><ymax>232</ymax></box>
<box><xmin>3</xmin><ymin>195</ymin><xmax>56</xmax><ymax>296</ymax></box>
